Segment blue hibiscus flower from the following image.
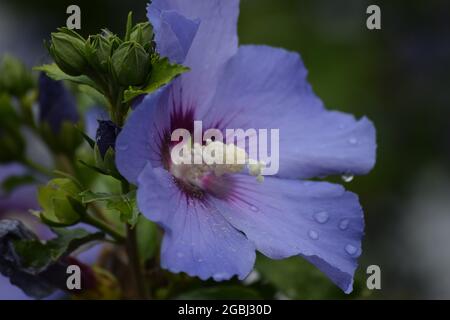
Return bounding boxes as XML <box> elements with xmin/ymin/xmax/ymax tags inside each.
<box><xmin>116</xmin><ymin>0</ymin><xmax>376</xmax><ymax>293</ymax></box>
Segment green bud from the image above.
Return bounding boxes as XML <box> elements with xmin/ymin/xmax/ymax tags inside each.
<box><xmin>86</xmin><ymin>35</ymin><xmax>113</xmax><ymax>72</ymax></box>
<box><xmin>0</xmin><ymin>130</ymin><xmax>25</xmax><ymax>164</ymax></box>
<box><xmin>93</xmin><ymin>145</ymin><xmax>122</xmax><ymax>179</ymax></box>
<box><xmin>40</xmin><ymin>121</ymin><xmax>83</xmax><ymax>157</ymax></box>
<box><xmin>129</xmin><ymin>22</ymin><xmax>154</xmax><ymax>47</ymax></box>
<box><xmin>0</xmin><ymin>94</ymin><xmax>25</xmax><ymax>163</ymax></box>
<box><xmin>49</xmin><ymin>28</ymin><xmax>88</xmax><ymax>76</ymax></box>
<box><xmin>0</xmin><ymin>55</ymin><xmax>34</xmax><ymax>97</ymax></box>
<box><xmin>111</xmin><ymin>41</ymin><xmax>151</xmax><ymax>87</ymax></box>
<box><xmin>102</xmin><ymin>29</ymin><xmax>122</xmax><ymax>53</ymax></box>
<box><xmin>37</xmin><ymin>178</ymin><xmax>84</xmax><ymax>227</ymax></box>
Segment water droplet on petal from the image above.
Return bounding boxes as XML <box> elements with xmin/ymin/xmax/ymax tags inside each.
<box><xmin>341</xmin><ymin>174</ymin><xmax>354</xmax><ymax>183</ymax></box>
<box><xmin>314</xmin><ymin>211</ymin><xmax>329</xmax><ymax>224</ymax></box>
<box><xmin>308</xmin><ymin>230</ymin><xmax>319</xmax><ymax>240</ymax></box>
<box><xmin>176</xmin><ymin>252</ymin><xmax>184</xmax><ymax>258</ymax></box>
<box><xmin>117</xmin><ymin>143</ymin><xmax>129</xmax><ymax>151</ymax></box>
<box><xmin>339</xmin><ymin>219</ymin><xmax>350</xmax><ymax>230</ymax></box>
<box><xmin>250</xmin><ymin>205</ymin><xmax>259</xmax><ymax>212</ymax></box>
<box><xmin>197</xmin><ymin>258</ymin><xmax>203</xmax><ymax>263</ymax></box>
<box><xmin>345</xmin><ymin>244</ymin><xmax>358</xmax><ymax>256</ymax></box>
<box><xmin>348</xmin><ymin>137</ymin><xmax>358</xmax><ymax>145</ymax></box>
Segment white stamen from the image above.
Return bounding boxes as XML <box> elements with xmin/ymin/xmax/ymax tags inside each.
<box><xmin>170</xmin><ymin>140</ymin><xmax>266</xmax><ymax>187</ymax></box>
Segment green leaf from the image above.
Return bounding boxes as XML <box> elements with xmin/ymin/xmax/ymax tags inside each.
<box><xmin>106</xmin><ymin>191</ymin><xmax>139</xmax><ymax>226</ymax></box>
<box><xmin>176</xmin><ymin>286</ymin><xmax>262</xmax><ymax>300</ymax></box>
<box><xmin>79</xmin><ymin>159</ymin><xmax>108</xmax><ymax>175</ymax></box>
<box><xmin>53</xmin><ymin>170</ymin><xmax>83</xmax><ymax>189</ymax></box>
<box><xmin>102</xmin><ymin>147</ymin><xmax>122</xmax><ymax>179</ymax></box>
<box><xmin>79</xmin><ymin>190</ymin><xmax>120</xmax><ymax>204</ymax></box>
<box><xmin>75</xmin><ymin>126</ymin><xmax>96</xmax><ymax>149</ymax></box>
<box><xmin>1</xmin><ymin>174</ymin><xmax>35</xmax><ymax>193</ymax></box>
<box><xmin>13</xmin><ymin>228</ymin><xmax>104</xmax><ymax>272</ymax></box>
<box><xmin>136</xmin><ymin>215</ymin><xmax>158</xmax><ymax>264</ymax></box>
<box><xmin>255</xmin><ymin>255</ymin><xmax>368</xmax><ymax>299</ymax></box>
<box><xmin>92</xmin><ymin>145</ymin><xmax>122</xmax><ymax>180</ymax></box>
<box><xmin>123</xmin><ymin>56</ymin><xmax>189</xmax><ymax>102</ymax></box>
<box><xmin>125</xmin><ymin>12</ymin><xmax>133</xmax><ymax>42</ymax></box>
<box><xmin>78</xmin><ymin>85</ymin><xmax>109</xmax><ymax>107</ymax></box>
<box><xmin>34</xmin><ymin>63</ymin><xmax>100</xmax><ymax>92</ymax></box>
<box><xmin>79</xmin><ymin>189</ymin><xmax>138</xmax><ymax>226</ymax></box>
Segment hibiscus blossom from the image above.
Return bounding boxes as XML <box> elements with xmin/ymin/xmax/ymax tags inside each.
<box><xmin>116</xmin><ymin>0</ymin><xmax>376</xmax><ymax>293</ymax></box>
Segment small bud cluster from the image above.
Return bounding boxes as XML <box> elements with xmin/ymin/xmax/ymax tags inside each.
<box><xmin>47</xmin><ymin>13</ymin><xmax>155</xmax><ymax>125</ymax></box>
<box><xmin>49</xmin><ymin>17</ymin><xmax>154</xmax><ymax>86</ymax></box>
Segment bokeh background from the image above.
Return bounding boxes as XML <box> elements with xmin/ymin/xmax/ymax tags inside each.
<box><xmin>1</xmin><ymin>0</ymin><xmax>449</xmax><ymax>299</ymax></box>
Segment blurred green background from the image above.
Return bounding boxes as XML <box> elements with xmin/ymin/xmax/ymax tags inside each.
<box><xmin>1</xmin><ymin>0</ymin><xmax>449</xmax><ymax>299</ymax></box>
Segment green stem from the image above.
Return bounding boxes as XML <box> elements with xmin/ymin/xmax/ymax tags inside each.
<box><xmin>55</xmin><ymin>153</ymin><xmax>76</xmax><ymax>176</ymax></box>
<box><xmin>22</xmin><ymin>158</ymin><xmax>54</xmax><ymax>178</ymax></box>
<box><xmin>83</xmin><ymin>213</ymin><xmax>125</xmax><ymax>242</ymax></box>
<box><xmin>109</xmin><ymin>93</ymin><xmax>147</xmax><ymax>298</ymax></box>
<box><xmin>126</xmin><ymin>223</ymin><xmax>149</xmax><ymax>299</ymax></box>
<box><xmin>122</xmin><ymin>180</ymin><xmax>149</xmax><ymax>299</ymax></box>
<box><xmin>19</xmin><ymin>92</ymin><xmax>38</xmax><ymax>130</ymax></box>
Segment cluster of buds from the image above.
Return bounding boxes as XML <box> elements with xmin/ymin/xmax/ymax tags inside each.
<box><xmin>48</xmin><ymin>13</ymin><xmax>155</xmax><ymax>94</ymax></box>
<box><xmin>0</xmin><ymin>56</ymin><xmax>31</xmax><ymax>163</ymax></box>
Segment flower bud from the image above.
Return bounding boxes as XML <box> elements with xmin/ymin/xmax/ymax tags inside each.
<box><xmin>102</xmin><ymin>29</ymin><xmax>122</xmax><ymax>53</ymax></box>
<box><xmin>93</xmin><ymin>121</ymin><xmax>122</xmax><ymax>179</ymax></box>
<box><xmin>37</xmin><ymin>178</ymin><xmax>84</xmax><ymax>226</ymax></box>
<box><xmin>0</xmin><ymin>95</ymin><xmax>25</xmax><ymax>163</ymax></box>
<box><xmin>95</xmin><ymin>120</ymin><xmax>121</xmax><ymax>159</ymax></box>
<box><xmin>0</xmin><ymin>55</ymin><xmax>34</xmax><ymax>97</ymax></box>
<box><xmin>129</xmin><ymin>22</ymin><xmax>154</xmax><ymax>47</ymax></box>
<box><xmin>49</xmin><ymin>29</ymin><xmax>88</xmax><ymax>76</ymax></box>
<box><xmin>111</xmin><ymin>41</ymin><xmax>151</xmax><ymax>87</ymax></box>
<box><xmin>86</xmin><ymin>35</ymin><xmax>113</xmax><ymax>72</ymax></box>
<box><xmin>0</xmin><ymin>129</ymin><xmax>25</xmax><ymax>164</ymax></box>
<box><xmin>38</xmin><ymin>73</ymin><xmax>79</xmax><ymax>134</ymax></box>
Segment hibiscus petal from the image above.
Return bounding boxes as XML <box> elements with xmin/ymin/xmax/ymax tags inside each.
<box><xmin>208</xmin><ymin>45</ymin><xmax>376</xmax><ymax>179</ymax></box>
<box><xmin>137</xmin><ymin>164</ymin><xmax>256</xmax><ymax>281</ymax></box>
<box><xmin>211</xmin><ymin>175</ymin><xmax>364</xmax><ymax>293</ymax></box>
<box><xmin>116</xmin><ymin>90</ymin><xmax>170</xmax><ymax>183</ymax></box>
<box><xmin>148</xmin><ymin>0</ymin><xmax>240</xmax><ymax>106</ymax></box>
<box><xmin>147</xmin><ymin>3</ymin><xmax>200</xmax><ymax>64</ymax></box>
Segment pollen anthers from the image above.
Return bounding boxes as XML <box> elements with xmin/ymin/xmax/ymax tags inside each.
<box><xmin>170</xmin><ymin>138</ymin><xmax>266</xmax><ymax>189</ymax></box>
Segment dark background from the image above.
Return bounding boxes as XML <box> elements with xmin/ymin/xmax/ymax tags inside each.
<box><xmin>1</xmin><ymin>0</ymin><xmax>449</xmax><ymax>299</ymax></box>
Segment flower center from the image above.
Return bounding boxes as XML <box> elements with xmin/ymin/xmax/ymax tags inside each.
<box><xmin>169</xmin><ymin>139</ymin><xmax>265</xmax><ymax>194</ymax></box>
